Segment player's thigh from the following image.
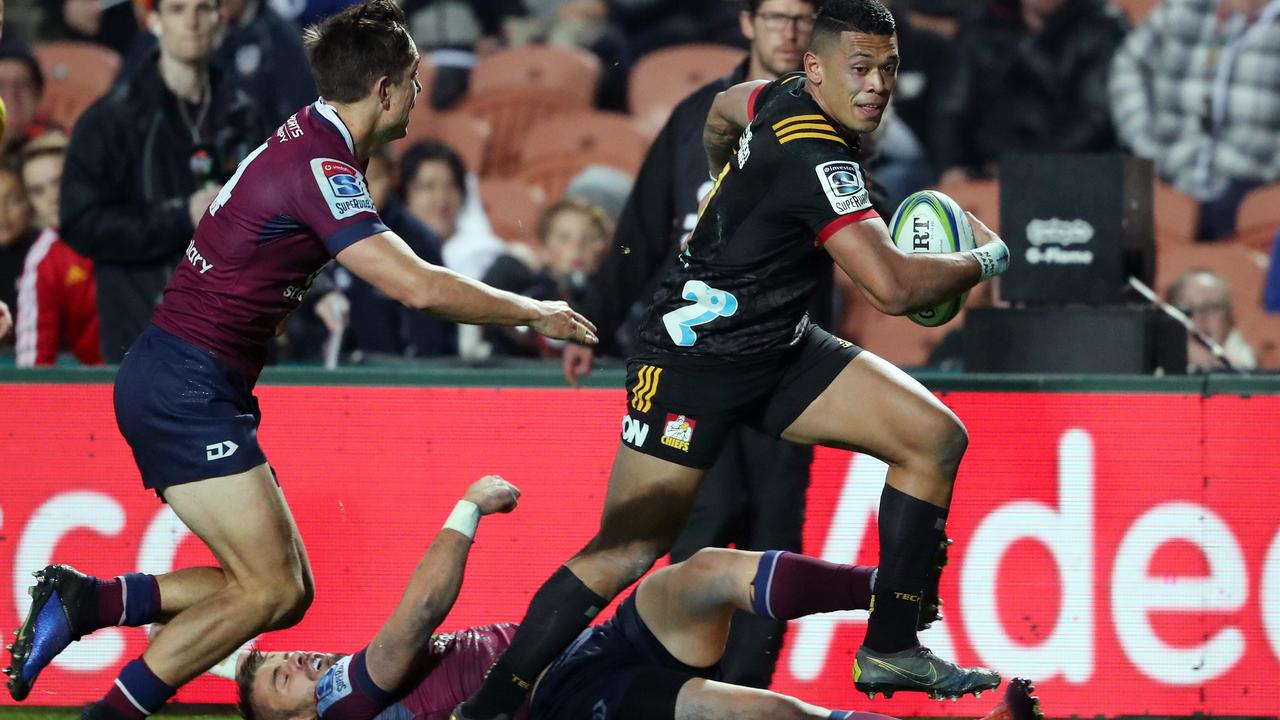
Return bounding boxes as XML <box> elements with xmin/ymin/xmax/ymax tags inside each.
<box><xmin>674</xmin><ymin>678</ymin><xmax>828</xmax><ymax>720</ymax></box>
<box><xmin>162</xmin><ymin>462</ymin><xmax>309</xmax><ymax>591</ymax></box>
<box><xmin>780</xmin><ymin>351</ymin><xmax>965</xmax><ymax>467</ymax></box>
<box><xmin>587</xmin><ymin>444</ymin><xmax>705</xmax><ymax>554</ymax></box>
<box><xmin>635</xmin><ymin>548</ymin><xmax>763</xmax><ymax>668</ymax></box>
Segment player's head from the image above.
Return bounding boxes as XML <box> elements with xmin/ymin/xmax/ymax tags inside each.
<box><xmin>303</xmin><ymin>0</ymin><xmax>420</xmax><ymax>141</ymax></box>
<box><xmin>802</xmin><ymin>0</ymin><xmax>897</xmax><ymax>134</ymax></box>
<box><xmin>147</xmin><ymin>0</ymin><xmax>222</xmax><ymax>66</ymax></box>
<box><xmin>740</xmin><ymin>0</ymin><xmax>820</xmax><ymax>79</ymax></box>
<box><xmin>236</xmin><ymin>648</ymin><xmax>344</xmax><ymax>720</ymax></box>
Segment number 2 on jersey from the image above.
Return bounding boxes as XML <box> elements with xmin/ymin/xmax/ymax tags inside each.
<box><xmin>662</xmin><ymin>280</ymin><xmax>738</xmax><ymax>347</ymax></box>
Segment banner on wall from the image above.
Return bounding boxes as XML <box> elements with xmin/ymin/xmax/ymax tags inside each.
<box><xmin>2</xmin><ymin>384</ymin><xmax>1278</xmax><ymax>716</ymax></box>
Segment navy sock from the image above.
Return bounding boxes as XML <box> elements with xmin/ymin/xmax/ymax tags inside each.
<box><xmin>95</xmin><ymin>574</ymin><xmax>161</xmax><ymax>630</ymax></box>
<box><xmin>100</xmin><ymin>658</ymin><xmax>175</xmax><ymax>719</ymax></box>
<box><xmin>830</xmin><ymin>712</ymin><xmax>897</xmax><ymax>720</ymax></box>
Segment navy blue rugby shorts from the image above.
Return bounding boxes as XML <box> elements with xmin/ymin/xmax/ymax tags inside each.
<box><xmin>114</xmin><ymin>324</ymin><xmax>268</xmax><ymax>493</ymax></box>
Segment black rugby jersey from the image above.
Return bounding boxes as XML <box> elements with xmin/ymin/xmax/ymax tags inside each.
<box><xmin>635</xmin><ymin>73</ymin><xmax>878</xmax><ymax>358</ymax></box>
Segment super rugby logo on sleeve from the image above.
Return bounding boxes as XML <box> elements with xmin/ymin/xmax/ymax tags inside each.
<box><xmin>815</xmin><ymin>161</ymin><xmax>871</xmax><ymax>215</ymax></box>
<box><xmin>314</xmin><ymin>656</ymin><xmax>353</xmax><ymax>715</ymax></box>
<box><xmin>311</xmin><ymin>158</ymin><xmax>377</xmax><ymax>219</ymax></box>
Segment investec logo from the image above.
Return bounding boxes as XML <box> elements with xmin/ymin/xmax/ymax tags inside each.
<box><xmin>1024</xmin><ymin>218</ymin><xmax>1094</xmax><ymax>265</ymax></box>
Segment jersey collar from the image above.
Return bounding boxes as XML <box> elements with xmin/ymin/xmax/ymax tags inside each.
<box><xmin>311</xmin><ymin>98</ymin><xmax>357</xmax><ymax>156</ymax></box>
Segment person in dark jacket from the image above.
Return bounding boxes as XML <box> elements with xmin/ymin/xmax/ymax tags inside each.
<box><xmin>934</xmin><ymin>0</ymin><xmax>1128</xmax><ymax>184</ymax></box>
<box><xmin>560</xmin><ymin>0</ymin><xmax>823</xmax><ymax>690</ymax></box>
<box><xmin>60</xmin><ymin>0</ymin><xmax>268</xmax><ymax>362</ymax></box>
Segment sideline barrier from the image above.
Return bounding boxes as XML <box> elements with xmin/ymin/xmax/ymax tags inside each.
<box><xmin>2</xmin><ymin>368</ymin><xmax>1278</xmax><ymax>716</ymax></box>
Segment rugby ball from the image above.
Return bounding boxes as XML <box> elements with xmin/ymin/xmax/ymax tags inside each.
<box><xmin>888</xmin><ymin>190</ymin><xmax>975</xmax><ymax>327</ymax></box>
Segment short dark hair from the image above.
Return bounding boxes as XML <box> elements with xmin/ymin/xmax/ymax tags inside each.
<box><xmin>236</xmin><ymin>650</ymin><xmax>273</xmax><ymax>720</ymax></box>
<box><xmin>810</xmin><ymin>0</ymin><xmax>896</xmax><ymax>50</ymax></box>
<box><xmin>538</xmin><ymin>197</ymin><xmax>613</xmax><ymax>244</ymax></box>
<box><xmin>0</xmin><ymin>41</ymin><xmax>44</xmax><ymax>95</ymax></box>
<box><xmin>303</xmin><ymin>0</ymin><xmax>417</xmax><ymax>104</ymax></box>
<box><xmin>397</xmin><ymin>140</ymin><xmax>468</xmax><ymax>202</ymax></box>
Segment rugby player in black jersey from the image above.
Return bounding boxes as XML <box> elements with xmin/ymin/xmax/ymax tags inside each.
<box><xmin>455</xmin><ymin>2</ymin><xmax>1011</xmax><ymax>718</ymax></box>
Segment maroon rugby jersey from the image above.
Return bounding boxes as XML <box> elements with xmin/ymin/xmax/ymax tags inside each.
<box><xmin>316</xmin><ymin>624</ymin><xmax>528</xmax><ymax>720</ymax></box>
<box><xmin>151</xmin><ymin>100</ymin><xmax>389</xmax><ymax>381</ymax></box>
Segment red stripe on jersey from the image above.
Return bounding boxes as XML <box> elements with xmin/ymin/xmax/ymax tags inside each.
<box><xmin>815</xmin><ymin>209</ymin><xmax>880</xmax><ymax>246</ymax></box>
<box><xmin>747</xmin><ymin>83</ymin><xmax>766</xmax><ymax>121</ymax></box>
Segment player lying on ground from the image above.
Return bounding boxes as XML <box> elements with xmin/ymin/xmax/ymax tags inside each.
<box><xmin>4</xmin><ymin>3</ymin><xmax>594</xmax><ymax>718</ymax></box>
<box><xmin>456</xmin><ymin>2</ymin><xmax>1010</xmax><ymax>717</ymax></box>
<box><xmin>80</xmin><ymin>477</ymin><xmax>1035</xmax><ymax>720</ymax></box>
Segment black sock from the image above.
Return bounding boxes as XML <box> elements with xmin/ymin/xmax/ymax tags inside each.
<box><xmin>863</xmin><ymin>485</ymin><xmax>947</xmax><ymax>653</ymax></box>
<box><xmin>461</xmin><ymin>565</ymin><xmax>607</xmax><ymax>718</ymax></box>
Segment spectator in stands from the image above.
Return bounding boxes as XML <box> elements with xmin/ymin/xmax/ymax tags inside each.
<box><xmin>564</xmin><ymin>163</ymin><xmax>632</xmax><ymax>222</ymax></box>
<box><xmin>120</xmin><ymin>0</ymin><xmax>317</xmax><ymax>128</ymax></box>
<box><xmin>61</xmin><ymin>0</ymin><xmax>267</xmax><ymax>362</ymax></box>
<box><xmin>481</xmin><ymin>197</ymin><xmax>610</xmax><ymax>357</ymax></box>
<box><xmin>0</xmin><ymin>164</ymin><xmax>36</xmax><ymax>343</ymax></box>
<box><xmin>504</xmin><ymin>0</ymin><xmax>632</xmax><ymax>109</ymax></box>
<box><xmin>297</xmin><ymin>149</ymin><xmax>458</xmax><ymax>361</ymax></box>
<box><xmin>0</xmin><ymin>299</ymin><xmax>11</xmax><ymax>342</ymax></box>
<box><xmin>1166</xmin><ymin>268</ymin><xmax>1258</xmax><ymax>373</ymax></box>
<box><xmin>15</xmin><ymin>131</ymin><xmax>100</xmax><ymax>366</ymax></box>
<box><xmin>0</xmin><ymin>41</ymin><xmax>57</xmax><ymax>158</ymax></box>
<box><xmin>1110</xmin><ymin>0</ymin><xmax>1280</xmax><ymax>241</ymax></box>
<box><xmin>37</xmin><ymin>0</ymin><xmax>139</xmax><ymax>56</ymax></box>
<box><xmin>400</xmin><ymin>140</ymin><xmax>505</xmax><ymax>281</ymax></box>
<box><xmin>935</xmin><ymin>0</ymin><xmax>1128</xmax><ymax>185</ymax></box>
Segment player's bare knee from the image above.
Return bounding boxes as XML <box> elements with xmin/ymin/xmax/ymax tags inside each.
<box><xmin>903</xmin><ymin>407</ymin><xmax>968</xmax><ymax>478</ymax></box>
<box><xmin>681</xmin><ymin>548</ymin><xmax>736</xmax><ymax>587</ymax></box>
<box><xmin>753</xmin><ymin>692</ymin><xmax>812</xmax><ymax>719</ymax></box>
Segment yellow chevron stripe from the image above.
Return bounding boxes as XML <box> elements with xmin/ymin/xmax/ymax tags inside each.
<box><xmin>776</xmin><ymin>122</ymin><xmax>838</xmax><ymax>137</ymax></box>
<box><xmin>780</xmin><ymin>75</ymin><xmax>802</xmax><ymax>86</ymax></box>
<box><xmin>772</xmin><ymin>114</ymin><xmax>826</xmax><ymax>131</ymax></box>
<box><xmin>631</xmin><ymin>365</ymin><xmax>651</xmax><ymax>411</ymax></box>
<box><xmin>778</xmin><ymin>132</ymin><xmax>848</xmax><ymax>146</ymax></box>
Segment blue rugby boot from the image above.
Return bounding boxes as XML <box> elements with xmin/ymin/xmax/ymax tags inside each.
<box><xmin>6</xmin><ymin>565</ymin><xmax>98</xmax><ymax>701</ymax></box>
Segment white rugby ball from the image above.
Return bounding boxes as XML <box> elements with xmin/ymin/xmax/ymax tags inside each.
<box><xmin>888</xmin><ymin>190</ymin><xmax>975</xmax><ymax>327</ymax></box>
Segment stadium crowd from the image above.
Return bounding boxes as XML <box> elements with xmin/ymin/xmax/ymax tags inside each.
<box><xmin>0</xmin><ymin>0</ymin><xmax>1276</xmax><ymax>372</ymax></box>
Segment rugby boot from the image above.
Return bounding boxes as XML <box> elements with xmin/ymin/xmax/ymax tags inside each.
<box><xmin>853</xmin><ymin>644</ymin><xmax>1000</xmax><ymax>700</ymax></box>
<box><xmin>6</xmin><ymin>565</ymin><xmax>99</xmax><ymax>701</ymax></box>
<box><xmin>978</xmin><ymin>678</ymin><xmax>1044</xmax><ymax>720</ymax></box>
<box><xmin>918</xmin><ymin>537</ymin><xmax>953</xmax><ymax>631</ymax></box>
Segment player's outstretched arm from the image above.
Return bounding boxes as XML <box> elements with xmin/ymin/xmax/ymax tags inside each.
<box><xmin>336</xmin><ymin>232</ymin><xmax>597</xmax><ymax>344</ymax></box>
<box><xmin>363</xmin><ymin>476</ymin><xmax>521</xmax><ymax>693</ymax></box>
<box><xmin>825</xmin><ymin>211</ymin><xmax>1008</xmax><ymax>316</ymax></box>
<box><xmin>703</xmin><ymin>80</ymin><xmax>768</xmax><ymax>175</ymax></box>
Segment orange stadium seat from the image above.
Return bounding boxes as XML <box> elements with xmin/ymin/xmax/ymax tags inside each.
<box><xmin>469</xmin><ymin>45</ymin><xmax>601</xmax><ymax>106</ymax></box>
<box><xmin>1236</xmin><ymin>183</ymin><xmax>1280</xmax><ymax>238</ymax></box>
<box><xmin>512</xmin><ymin>153</ymin><xmax>637</xmax><ymax>203</ymax></box>
<box><xmin>1156</xmin><ymin>240</ymin><xmax>1280</xmax><ymax>369</ymax></box>
<box><xmin>479</xmin><ymin>177</ymin><xmax>548</xmax><ymax>245</ymax></box>
<box><xmin>1153</xmin><ymin>181</ymin><xmax>1199</xmax><ymax>244</ymax></box>
<box><xmin>398</xmin><ymin>110</ymin><xmax>490</xmax><ymax>176</ymax></box>
<box><xmin>33</xmin><ymin>41</ymin><xmax>121</xmax><ymax>131</ymax></box>
<box><xmin>1111</xmin><ymin>0</ymin><xmax>1161</xmax><ymax>25</ymax></box>
<box><xmin>934</xmin><ymin>179</ymin><xmax>1000</xmax><ymax>233</ymax></box>
<box><xmin>629</xmin><ymin>44</ymin><xmax>746</xmax><ymax>138</ymax></box>
<box><xmin>521</xmin><ymin>111</ymin><xmax>648</xmax><ymax>171</ymax></box>
<box><xmin>456</xmin><ymin>86</ymin><xmax>589</xmax><ymax>177</ymax></box>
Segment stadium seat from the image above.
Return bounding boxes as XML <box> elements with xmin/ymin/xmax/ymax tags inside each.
<box><xmin>479</xmin><ymin>177</ymin><xmax>548</xmax><ymax>245</ymax></box>
<box><xmin>1111</xmin><ymin>0</ymin><xmax>1161</xmax><ymax>25</ymax></box>
<box><xmin>469</xmin><ymin>45</ymin><xmax>601</xmax><ymax>106</ymax></box>
<box><xmin>456</xmin><ymin>86</ymin><xmax>590</xmax><ymax>177</ymax></box>
<box><xmin>1153</xmin><ymin>181</ymin><xmax>1199</xmax><ymax>244</ymax></box>
<box><xmin>512</xmin><ymin>154</ymin><xmax>637</xmax><ymax>203</ymax></box>
<box><xmin>934</xmin><ymin>179</ymin><xmax>1000</xmax><ymax>233</ymax></box>
<box><xmin>1155</xmin><ymin>240</ymin><xmax>1280</xmax><ymax>369</ymax></box>
<box><xmin>397</xmin><ymin>110</ymin><xmax>491</xmax><ymax>176</ymax></box>
<box><xmin>1237</xmin><ymin>183</ymin><xmax>1280</xmax><ymax>237</ymax></box>
<box><xmin>33</xmin><ymin>41</ymin><xmax>121</xmax><ymax>131</ymax></box>
<box><xmin>629</xmin><ymin>44</ymin><xmax>746</xmax><ymax>138</ymax></box>
<box><xmin>520</xmin><ymin>111</ymin><xmax>648</xmax><ymax>171</ymax></box>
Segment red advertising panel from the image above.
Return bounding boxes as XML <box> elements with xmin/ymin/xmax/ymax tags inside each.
<box><xmin>1</xmin><ymin>384</ymin><xmax>1278</xmax><ymax>717</ymax></box>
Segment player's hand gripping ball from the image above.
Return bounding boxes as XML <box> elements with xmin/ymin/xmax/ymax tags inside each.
<box><xmin>888</xmin><ymin>189</ymin><xmax>975</xmax><ymax>327</ymax></box>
